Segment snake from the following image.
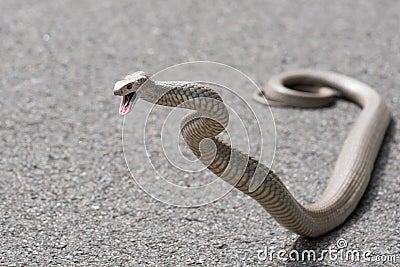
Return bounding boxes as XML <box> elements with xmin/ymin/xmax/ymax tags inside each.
<box><xmin>113</xmin><ymin>70</ymin><xmax>390</xmax><ymax>237</ymax></box>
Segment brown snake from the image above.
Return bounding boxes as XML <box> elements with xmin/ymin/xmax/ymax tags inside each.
<box><xmin>113</xmin><ymin>70</ymin><xmax>390</xmax><ymax>237</ymax></box>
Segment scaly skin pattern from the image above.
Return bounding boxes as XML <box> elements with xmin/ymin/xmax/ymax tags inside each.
<box><xmin>115</xmin><ymin>70</ymin><xmax>391</xmax><ymax>237</ymax></box>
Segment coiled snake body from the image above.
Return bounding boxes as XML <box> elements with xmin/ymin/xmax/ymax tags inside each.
<box><xmin>113</xmin><ymin>70</ymin><xmax>390</xmax><ymax>237</ymax></box>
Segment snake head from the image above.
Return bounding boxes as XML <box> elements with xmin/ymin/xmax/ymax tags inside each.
<box><xmin>113</xmin><ymin>71</ymin><xmax>149</xmax><ymax>115</ymax></box>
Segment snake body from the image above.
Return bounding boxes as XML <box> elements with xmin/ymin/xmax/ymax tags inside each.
<box><xmin>113</xmin><ymin>70</ymin><xmax>390</xmax><ymax>237</ymax></box>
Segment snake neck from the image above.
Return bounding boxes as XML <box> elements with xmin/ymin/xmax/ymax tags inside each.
<box><xmin>137</xmin><ymin>80</ymin><xmax>166</xmax><ymax>104</ymax></box>
<box><xmin>139</xmin><ymin>80</ymin><xmax>215</xmax><ymax>106</ymax></box>
<box><xmin>139</xmin><ymin>79</ymin><xmax>230</xmax><ymax>159</ymax></box>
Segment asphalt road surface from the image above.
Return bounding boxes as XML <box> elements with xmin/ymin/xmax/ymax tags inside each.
<box><xmin>1</xmin><ymin>0</ymin><xmax>399</xmax><ymax>266</ymax></box>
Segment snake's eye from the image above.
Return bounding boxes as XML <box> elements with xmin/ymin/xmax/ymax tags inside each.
<box><xmin>127</xmin><ymin>83</ymin><xmax>133</xmax><ymax>89</ymax></box>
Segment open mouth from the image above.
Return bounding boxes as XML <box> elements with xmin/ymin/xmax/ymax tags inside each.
<box><xmin>119</xmin><ymin>92</ymin><xmax>136</xmax><ymax>115</ymax></box>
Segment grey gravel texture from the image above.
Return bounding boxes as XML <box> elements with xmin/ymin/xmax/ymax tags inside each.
<box><xmin>1</xmin><ymin>0</ymin><xmax>400</xmax><ymax>266</ymax></box>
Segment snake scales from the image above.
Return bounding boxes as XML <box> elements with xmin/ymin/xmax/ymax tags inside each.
<box><xmin>113</xmin><ymin>70</ymin><xmax>390</xmax><ymax>237</ymax></box>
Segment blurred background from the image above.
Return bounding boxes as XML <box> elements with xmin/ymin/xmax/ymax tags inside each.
<box><xmin>0</xmin><ymin>0</ymin><xmax>399</xmax><ymax>265</ymax></box>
